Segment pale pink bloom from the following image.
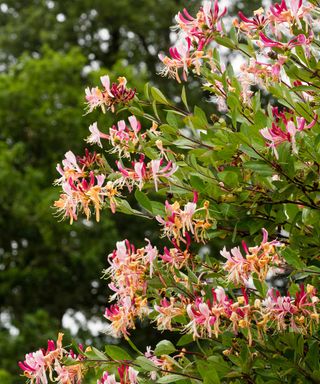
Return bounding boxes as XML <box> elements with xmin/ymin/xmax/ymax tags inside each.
<box><xmin>128</xmin><ymin>115</ymin><xmax>141</xmax><ymax>133</ymax></box>
<box><xmin>235</xmin><ymin>9</ymin><xmax>268</xmax><ymax>34</ymax></box>
<box><xmin>85</xmin><ymin>122</ymin><xmax>109</xmax><ymax>147</ymax></box>
<box><xmin>100</xmin><ymin>75</ymin><xmax>114</xmax><ymax>97</ymax></box>
<box><xmin>108</xmin><ymin>116</ymin><xmax>143</xmax><ymax>158</ymax></box>
<box><xmin>154</xmin><ymin>297</ymin><xmax>185</xmax><ymax>331</ymax></box>
<box><xmin>160</xmin><ymin>246</ymin><xmax>190</xmax><ymax>269</ymax></box>
<box><xmin>180</xmin><ymin>202</ymin><xmax>197</xmax><ymax>235</ymax></box>
<box><xmin>54</xmin><ymin>361</ymin><xmax>83</xmax><ymax>384</ymax></box>
<box><xmin>85</xmin><ymin>76</ymin><xmax>136</xmax><ymax>114</ymax></box>
<box><xmin>115</xmin><ymin>157</ymin><xmax>177</xmax><ymax>192</ymax></box>
<box><xmin>85</xmin><ymin>86</ymin><xmax>104</xmax><ymax>113</ymax></box>
<box><xmin>268</xmin><ymin>0</ymin><xmax>314</xmax><ymax>27</ymax></box>
<box><xmin>260</xmin><ymin>114</ymin><xmax>317</xmax><ymax>159</ymax></box>
<box><xmin>97</xmin><ymin>371</ymin><xmax>118</xmax><ymax>384</ymax></box>
<box><xmin>150</xmin><ymin>159</ymin><xmax>178</xmax><ymax>191</ymax></box>
<box><xmin>259</xmin><ymin>32</ymin><xmax>312</xmax><ymax>50</ymax></box>
<box><xmin>127</xmin><ymin>367</ymin><xmax>139</xmax><ymax>383</ymax></box>
<box><xmin>221</xmin><ymin>246</ymin><xmax>250</xmax><ymax>286</ymax></box>
<box><xmin>144</xmin><ymin>238</ymin><xmax>158</xmax><ymax>277</ymax></box>
<box><xmin>134</xmin><ymin>161</ymin><xmax>146</xmax><ymax>190</ymax></box>
<box><xmin>19</xmin><ymin>350</ymin><xmax>48</xmax><ymax>384</ymax></box>
<box><xmin>104</xmin><ymin>297</ymin><xmax>134</xmax><ymax>338</ymax></box>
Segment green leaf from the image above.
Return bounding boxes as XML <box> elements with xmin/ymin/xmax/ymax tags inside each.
<box><xmin>166</xmin><ymin>111</ymin><xmax>179</xmax><ymax>128</ymax></box>
<box><xmin>154</xmin><ymin>340</ymin><xmax>177</xmax><ymax>356</ymax></box>
<box><xmin>194</xmin><ymin>106</ymin><xmax>208</xmax><ymax>128</ymax></box>
<box><xmin>243</xmin><ymin>161</ymin><xmax>274</xmax><ymax>176</ymax></box>
<box><xmin>181</xmin><ymin>86</ymin><xmax>189</xmax><ymax>111</ymax></box>
<box><xmin>196</xmin><ymin>360</ymin><xmax>220</xmax><ymax>384</ymax></box>
<box><xmin>135</xmin><ymin>190</ymin><xmax>153</xmax><ymax>213</ymax></box>
<box><xmin>177</xmin><ymin>334</ymin><xmax>194</xmax><ymax>347</ymax></box>
<box><xmin>144</xmin><ymin>82</ymin><xmax>150</xmax><ymax>100</ymax></box>
<box><xmin>105</xmin><ymin>345</ymin><xmax>132</xmax><ymax>361</ymax></box>
<box><xmin>151</xmin><ymin>87</ymin><xmax>169</xmax><ymax>105</ymax></box>
<box><xmin>281</xmin><ymin>248</ymin><xmax>305</xmax><ymax>269</ymax></box>
<box><xmin>135</xmin><ymin>356</ymin><xmax>158</xmax><ymax>371</ymax></box>
<box><xmin>85</xmin><ymin>347</ymin><xmax>107</xmax><ymax>361</ymax></box>
<box><xmin>218</xmin><ymin>171</ymin><xmax>238</xmax><ymax>188</ymax></box>
<box><xmin>157</xmin><ymin>374</ymin><xmax>186</xmax><ymax>383</ymax></box>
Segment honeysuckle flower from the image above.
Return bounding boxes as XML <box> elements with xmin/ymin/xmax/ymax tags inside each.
<box><xmin>54</xmin><ymin>165</ymin><xmax>114</xmax><ymax>223</ymax></box>
<box><xmin>154</xmin><ymin>297</ymin><xmax>186</xmax><ymax>331</ymax></box>
<box><xmin>150</xmin><ymin>159</ymin><xmax>178</xmax><ymax>191</ymax></box>
<box><xmin>268</xmin><ymin>0</ymin><xmax>314</xmax><ymax>28</ymax></box>
<box><xmin>103</xmin><ymin>239</ymin><xmax>156</xmax><ymax>337</ymax></box>
<box><xmin>118</xmin><ymin>366</ymin><xmax>139</xmax><ymax>384</ymax></box>
<box><xmin>156</xmin><ymin>199</ymin><xmax>212</xmax><ymax>244</ymax></box>
<box><xmin>185</xmin><ymin>287</ymin><xmax>235</xmax><ymax>339</ymax></box>
<box><xmin>159</xmin><ymin>38</ymin><xmax>205</xmax><ymax>82</ymax></box>
<box><xmin>258</xmin><ymin>32</ymin><xmax>312</xmax><ymax>50</ymax></box>
<box><xmin>19</xmin><ymin>334</ymin><xmax>84</xmax><ymax>384</ymax></box>
<box><xmin>259</xmin><ymin>286</ymin><xmax>319</xmax><ymax>333</ymax></box>
<box><xmin>115</xmin><ymin>157</ymin><xmax>178</xmax><ymax>192</ymax></box>
<box><xmin>104</xmin><ymin>297</ymin><xmax>135</xmax><ymax>338</ymax></box>
<box><xmin>97</xmin><ymin>371</ymin><xmax>118</xmax><ymax>384</ymax></box>
<box><xmin>54</xmin><ymin>361</ymin><xmax>83</xmax><ymax>384</ymax></box>
<box><xmin>161</xmin><ymin>245</ymin><xmax>191</xmax><ymax>270</ymax></box>
<box><xmin>144</xmin><ymin>238</ymin><xmax>158</xmax><ymax>277</ymax></box>
<box><xmin>85</xmin><ymin>76</ymin><xmax>136</xmax><ymax>114</ymax></box>
<box><xmin>221</xmin><ymin>229</ymin><xmax>284</xmax><ymax>287</ymax></box>
<box><xmin>108</xmin><ymin>116</ymin><xmax>144</xmax><ymax>158</ymax></box>
<box><xmin>260</xmin><ymin>113</ymin><xmax>317</xmax><ymax>158</ymax></box>
<box><xmin>19</xmin><ymin>350</ymin><xmax>48</xmax><ymax>384</ymax></box>
<box><xmin>234</xmin><ymin>8</ymin><xmax>268</xmax><ymax>34</ymax></box>
<box><xmin>85</xmin><ymin>122</ymin><xmax>109</xmax><ymax>148</ymax></box>
<box><xmin>174</xmin><ymin>0</ymin><xmax>226</xmax><ymax>43</ymax></box>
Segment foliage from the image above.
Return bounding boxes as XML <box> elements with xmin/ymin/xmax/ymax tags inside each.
<box><xmin>17</xmin><ymin>0</ymin><xmax>320</xmax><ymax>383</ymax></box>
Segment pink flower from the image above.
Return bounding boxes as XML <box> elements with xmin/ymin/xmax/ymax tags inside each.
<box><xmin>19</xmin><ymin>350</ymin><xmax>47</xmax><ymax>384</ymax></box>
<box><xmin>268</xmin><ymin>0</ymin><xmax>313</xmax><ymax>27</ymax></box>
<box><xmin>150</xmin><ymin>159</ymin><xmax>178</xmax><ymax>191</ymax></box>
<box><xmin>115</xmin><ymin>157</ymin><xmax>177</xmax><ymax>192</ymax></box>
<box><xmin>235</xmin><ymin>9</ymin><xmax>268</xmax><ymax>33</ymax></box>
<box><xmin>154</xmin><ymin>297</ymin><xmax>186</xmax><ymax>331</ymax></box>
<box><xmin>85</xmin><ymin>122</ymin><xmax>109</xmax><ymax>148</ymax></box>
<box><xmin>97</xmin><ymin>371</ymin><xmax>118</xmax><ymax>384</ymax></box>
<box><xmin>85</xmin><ymin>76</ymin><xmax>136</xmax><ymax>114</ymax></box>
<box><xmin>221</xmin><ymin>229</ymin><xmax>283</xmax><ymax>287</ymax></box>
<box><xmin>260</xmin><ymin>113</ymin><xmax>317</xmax><ymax>158</ymax></box>
<box><xmin>220</xmin><ymin>246</ymin><xmax>251</xmax><ymax>286</ymax></box>
<box><xmin>259</xmin><ymin>32</ymin><xmax>312</xmax><ymax>50</ymax></box>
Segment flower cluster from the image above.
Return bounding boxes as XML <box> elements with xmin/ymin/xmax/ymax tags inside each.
<box><xmin>185</xmin><ymin>284</ymin><xmax>320</xmax><ymax>342</ymax></box>
<box><xmin>260</xmin><ymin>107</ymin><xmax>317</xmax><ymax>158</ymax></box>
<box><xmin>186</xmin><ymin>287</ymin><xmax>252</xmax><ymax>341</ymax></box>
<box><xmin>103</xmin><ymin>239</ymin><xmax>158</xmax><ymax>337</ymax></box>
<box><xmin>258</xmin><ymin>285</ymin><xmax>319</xmax><ymax>333</ymax></box>
<box><xmin>154</xmin><ymin>297</ymin><xmax>187</xmax><ymax>331</ymax></box>
<box><xmin>159</xmin><ymin>0</ymin><xmax>226</xmax><ymax>82</ymax></box>
<box><xmin>85</xmin><ymin>116</ymin><xmax>146</xmax><ymax>158</ymax></box>
<box><xmin>54</xmin><ymin>150</ymin><xmax>120</xmax><ymax>222</ymax></box>
<box><xmin>115</xmin><ymin>155</ymin><xmax>178</xmax><ymax>192</ymax></box>
<box><xmin>221</xmin><ymin>228</ymin><xmax>284</xmax><ymax>287</ymax></box>
<box><xmin>156</xmin><ymin>197</ymin><xmax>212</xmax><ymax>244</ymax></box>
<box><xmin>235</xmin><ymin>1</ymin><xmax>314</xmax><ymax>38</ymax></box>
<box><xmin>19</xmin><ymin>333</ymin><xmax>85</xmax><ymax>384</ymax></box>
<box><xmin>85</xmin><ymin>75</ymin><xmax>136</xmax><ymax>114</ymax></box>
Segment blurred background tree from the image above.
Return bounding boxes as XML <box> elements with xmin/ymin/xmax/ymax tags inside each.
<box><xmin>0</xmin><ymin>0</ymin><xmax>263</xmax><ymax>382</ymax></box>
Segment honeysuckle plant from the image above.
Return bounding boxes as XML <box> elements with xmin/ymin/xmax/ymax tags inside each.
<box><xmin>20</xmin><ymin>0</ymin><xmax>320</xmax><ymax>383</ymax></box>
